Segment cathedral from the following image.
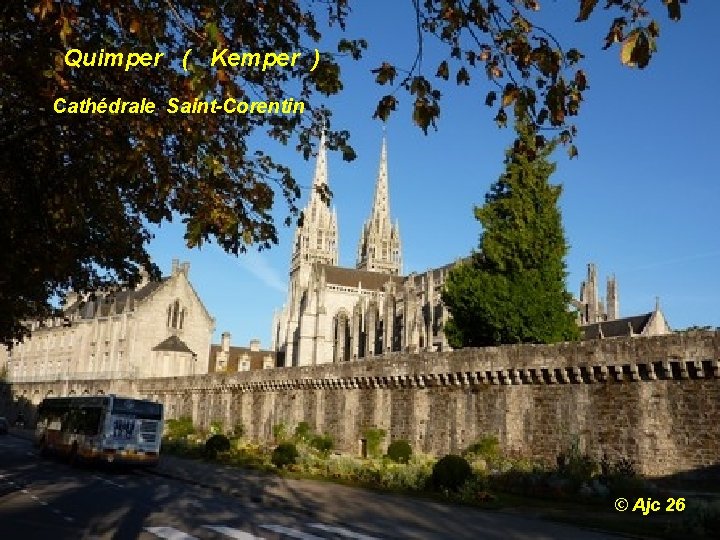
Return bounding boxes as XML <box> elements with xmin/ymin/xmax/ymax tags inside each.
<box><xmin>271</xmin><ymin>134</ymin><xmax>453</xmax><ymax>367</ymax></box>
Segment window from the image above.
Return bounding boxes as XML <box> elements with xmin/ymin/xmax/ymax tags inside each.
<box><xmin>168</xmin><ymin>300</ymin><xmax>183</xmax><ymax>330</ymax></box>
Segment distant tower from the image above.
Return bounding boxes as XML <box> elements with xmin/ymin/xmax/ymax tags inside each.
<box><xmin>290</xmin><ymin>130</ymin><xmax>339</xmax><ymax>273</ymax></box>
<box><xmin>356</xmin><ymin>135</ymin><xmax>402</xmax><ymax>275</ymax></box>
<box><xmin>578</xmin><ymin>263</ymin><xmax>620</xmax><ymax>324</ymax></box>
<box><xmin>579</xmin><ymin>263</ymin><xmax>600</xmax><ymax>324</ymax></box>
<box><xmin>606</xmin><ymin>274</ymin><xmax>619</xmax><ymax>320</ymax></box>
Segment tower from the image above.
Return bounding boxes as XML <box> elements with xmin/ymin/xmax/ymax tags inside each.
<box><xmin>281</xmin><ymin>131</ymin><xmax>339</xmax><ymax>366</ymax></box>
<box><xmin>356</xmin><ymin>135</ymin><xmax>402</xmax><ymax>275</ymax></box>
<box><xmin>290</xmin><ymin>131</ymin><xmax>339</xmax><ymax>273</ymax></box>
<box><xmin>606</xmin><ymin>274</ymin><xmax>619</xmax><ymax>320</ymax></box>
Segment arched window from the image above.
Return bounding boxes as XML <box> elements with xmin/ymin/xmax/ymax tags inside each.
<box><xmin>168</xmin><ymin>300</ymin><xmax>183</xmax><ymax>329</ymax></box>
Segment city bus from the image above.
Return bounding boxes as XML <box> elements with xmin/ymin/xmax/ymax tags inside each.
<box><xmin>35</xmin><ymin>394</ymin><xmax>163</xmax><ymax>466</ymax></box>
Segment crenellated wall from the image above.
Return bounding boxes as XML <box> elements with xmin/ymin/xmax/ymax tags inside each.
<box><xmin>4</xmin><ymin>332</ymin><xmax>719</xmax><ymax>478</ymax></box>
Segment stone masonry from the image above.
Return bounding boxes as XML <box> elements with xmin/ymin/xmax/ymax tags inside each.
<box><xmin>4</xmin><ymin>332</ymin><xmax>719</xmax><ymax>478</ymax></box>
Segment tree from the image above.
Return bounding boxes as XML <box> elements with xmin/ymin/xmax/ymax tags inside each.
<box><xmin>0</xmin><ymin>1</ymin><xmax>687</xmax><ymax>346</ymax></box>
<box><xmin>442</xmin><ymin>119</ymin><xmax>580</xmax><ymax>347</ymax></box>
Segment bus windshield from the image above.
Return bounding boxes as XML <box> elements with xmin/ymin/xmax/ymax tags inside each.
<box><xmin>111</xmin><ymin>398</ymin><xmax>162</xmax><ymax>420</ymax></box>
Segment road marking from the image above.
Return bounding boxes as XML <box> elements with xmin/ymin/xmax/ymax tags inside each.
<box><xmin>308</xmin><ymin>524</ymin><xmax>380</xmax><ymax>539</ymax></box>
<box><xmin>203</xmin><ymin>525</ymin><xmax>265</xmax><ymax>539</ymax></box>
<box><xmin>144</xmin><ymin>527</ymin><xmax>199</xmax><ymax>540</ymax></box>
<box><xmin>93</xmin><ymin>475</ymin><xmax>125</xmax><ymax>488</ymax></box>
<box><xmin>64</xmin><ymin>516</ymin><xmax>74</xmax><ymax>522</ymax></box>
<box><xmin>259</xmin><ymin>525</ymin><xmax>323</xmax><ymax>540</ymax></box>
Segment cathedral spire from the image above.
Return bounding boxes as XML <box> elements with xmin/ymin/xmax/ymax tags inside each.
<box><xmin>370</xmin><ymin>134</ymin><xmax>390</xmax><ymax>229</ymax></box>
<box><xmin>356</xmin><ymin>134</ymin><xmax>402</xmax><ymax>275</ymax></box>
<box><xmin>311</xmin><ymin>130</ymin><xmax>328</xmax><ymax>194</ymax></box>
<box><xmin>290</xmin><ymin>130</ymin><xmax>339</xmax><ymax>273</ymax></box>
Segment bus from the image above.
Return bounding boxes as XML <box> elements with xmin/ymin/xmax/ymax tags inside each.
<box><xmin>35</xmin><ymin>394</ymin><xmax>163</xmax><ymax>466</ymax></box>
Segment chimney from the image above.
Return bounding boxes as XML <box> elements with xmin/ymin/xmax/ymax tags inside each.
<box><xmin>180</xmin><ymin>261</ymin><xmax>190</xmax><ymax>275</ymax></box>
<box><xmin>138</xmin><ymin>267</ymin><xmax>150</xmax><ymax>289</ymax></box>
<box><xmin>249</xmin><ymin>339</ymin><xmax>260</xmax><ymax>352</ymax></box>
<box><xmin>171</xmin><ymin>259</ymin><xmax>179</xmax><ymax>275</ymax></box>
<box><xmin>63</xmin><ymin>291</ymin><xmax>79</xmax><ymax>311</ymax></box>
<box><xmin>221</xmin><ymin>331</ymin><xmax>231</xmax><ymax>353</ymax></box>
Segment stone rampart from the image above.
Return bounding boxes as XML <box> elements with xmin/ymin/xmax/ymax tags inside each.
<box><xmin>4</xmin><ymin>332</ymin><xmax>719</xmax><ymax>478</ymax></box>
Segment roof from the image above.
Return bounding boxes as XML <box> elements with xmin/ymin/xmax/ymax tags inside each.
<box><xmin>152</xmin><ymin>335</ymin><xmax>195</xmax><ymax>354</ymax></box>
<box><xmin>208</xmin><ymin>344</ymin><xmax>275</xmax><ymax>372</ymax></box>
<box><xmin>319</xmin><ymin>264</ymin><xmax>404</xmax><ymax>291</ymax></box>
<box><xmin>64</xmin><ymin>279</ymin><xmax>167</xmax><ymax>319</ymax></box>
<box><xmin>581</xmin><ymin>313</ymin><xmax>653</xmax><ymax>340</ymax></box>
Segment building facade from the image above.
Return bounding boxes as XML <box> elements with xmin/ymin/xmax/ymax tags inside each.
<box><xmin>272</xmin><ymin>135</ymin><xmax>453</xmax><ymax>367</ymax></box>
<box><xmin>4</xmin><ymin>260</ymin><xmax>215</xmax><ymax>382</ymax></box>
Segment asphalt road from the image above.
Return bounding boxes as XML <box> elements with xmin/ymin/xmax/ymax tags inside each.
<box><xmin>0</xmin><ymin>434</ymin><xmax>621</xmax><ymax>540</ymax></box>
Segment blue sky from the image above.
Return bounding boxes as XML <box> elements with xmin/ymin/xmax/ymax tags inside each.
<box><xmin>148</xmin><ymin>2</ymin><xmax>720</xmax><ymax>348</ymax></box>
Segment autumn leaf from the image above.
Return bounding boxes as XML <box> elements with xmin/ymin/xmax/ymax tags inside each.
<box><xmin>436</xmin><ymin>60</ymin><xmax>449</xmax><ymax>80</ymax></box>
<box><xmin>576</xmin><ymin>0</ymin><xmax>599</xmax><ymax>22</ymax></box>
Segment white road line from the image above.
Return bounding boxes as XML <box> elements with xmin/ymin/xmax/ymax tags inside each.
<box><xmin>144</xmin><ymin>526</ymin><xmax>199</xmax><ymax>540</ymax></box>
<box><xmin>93</xmin><ymin>475</ymin><xmax>124</xmax><ymax>488</ymax></box>
<box><xmin>39</xmin><ymin>501</ymin><xmax>48</xmax><ymax>506</ymax></box>
<box><xmin>21</xmin><ymin>488</ymin><xmax>29</xmax><ymax>494</ymax></box>
<box><xmin>203</xmin><ymin>525</ymin><xmax>265</xmax><ymax>539</ymax></box>
<box><xmin>259</xmin><ymin>525</ymin><xmax>323</xmax><ymax>540</ymax></box>
<box><xmin>64</xmin><ymin>516</ymin><xmax>74</xmax><ymax>522</ymax></box>
<box><xmin>308</xmin><ymin>524</ymin><xmax>380</xmax><ymax>539</ymax></box>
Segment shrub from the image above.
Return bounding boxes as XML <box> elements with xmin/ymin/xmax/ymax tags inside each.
<box><xmin>557</xmin><ymin>437</ymin><xmax>598</xmax><ymax>485</ymax></box>
<box><xmin>464</xmin><ymin>435</ymin><xmax>500</xmax><ymax>461</ymax></box>
<box><xmin>310</xmin><ymin>433</ymin><xmax>334</xmax><ymax>456</ymax></box>
<box><xmin>363</xmin><ymin>427</ymin><xmax>386</xmax><ymax>458</ymax></box>
<box><xmin>272</xmin><ymin>442</ymin><xmax>299</xmax><ymax>469</ymax></box>
<box><xmin>272</xmin><ymin>422</ymin><xmax>288</xmax><ymax>443</ymax></box>
<box><xmin>231</xmin><ymin>422</ymin><xmax>245</xmax><ymax>438</ymax></box>
<box><xmin>294</xmin><ymin>421</ymin><xmax>313</xmax><ymax>442</ymax></box>
<box><xmin>386</xmin><ymin>440</ymin><xmax>412</xmax><ymax>464</ymax></box>
<box><xmin>204</xmin><ymin>434</ymin><xmax>231</xmax><ymax>458</ymax></box>
<box><xmin>165</xmin><ymin>417</ymin><xmax>195</xmax><ymax>439</ymax></box>
<box><xmin>431</xmin><ymin>454</ymin><xmax>472</xmax><ymax>492</ymax></box>
<box><xmin>209</xmin><ymin>420</ymin><xmax>223</xmax><ymax>435</ymax></box>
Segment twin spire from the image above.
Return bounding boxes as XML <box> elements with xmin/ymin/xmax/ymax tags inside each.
<box><xmin>291</xmin><ymin>130</ymin><xmax>402</xmax><ymax>276</ymax></box>
<box><xmin>357</xmin><ymin>135</ymin><xmax>402</xmax><ymax>275</ymax></box>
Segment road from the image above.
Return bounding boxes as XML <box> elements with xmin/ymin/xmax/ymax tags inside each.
<box><xmin>0</xmin><ymin>434</ymin><xmax>621</xmax><ymax>540</ymax></box>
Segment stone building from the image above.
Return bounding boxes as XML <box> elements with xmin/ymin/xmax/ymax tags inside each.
<box><xmin>272</xmin><ymin>134</ymin><xmax>453</xmax><ymax>366</ymax></box>
<box><xmin>208</xmin><ymin>332</ymin><xmax>275</xmax><ymax>372</ymax></box>
<box><xmin>574</xmin><ymin>263</ymin><xmax>671</xmax><ymax>339</ymax></box>
<box><xmin>574</xmin><ymin>263</ymin><xmax>619</xmax><ymax>325</ymax></box>
<box><xmin>4</xmin><ymin>260</ymin><xmax>215</xmax><ymax>381</ymax></box>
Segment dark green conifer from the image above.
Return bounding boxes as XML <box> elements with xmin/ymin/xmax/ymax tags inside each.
<box><xmin>442</xmin><ymin>120</ymin><xmax>579</xmax><ymax>347</ymax></box>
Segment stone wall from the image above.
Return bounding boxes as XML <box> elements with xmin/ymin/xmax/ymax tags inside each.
<box><xmin>4</xmin><ymin>332</ymin><xmax>719</xmax><ymax>478</ymax></box>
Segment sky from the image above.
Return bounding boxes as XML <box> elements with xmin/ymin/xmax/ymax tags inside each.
<box><xmin>147</xmin><ymin>2</ymin><xmax>720</xmax><ymax>348</ymax></box>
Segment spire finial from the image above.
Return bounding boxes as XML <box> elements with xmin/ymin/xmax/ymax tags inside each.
<box><xmin>655</xmin><ymin>296</ymin><xmax>660</xmax><ymax>312</ymax></box>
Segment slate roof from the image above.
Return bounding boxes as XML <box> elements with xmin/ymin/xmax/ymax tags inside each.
<box><xmin>319</xmin><ymin>264</ymin><xmax>404</xmax><ymax>291</ymax></box>
<box><xmin>152</xmin><ymin>335</ymin><xmax>195</xmax><ymax>354</ymax></box>
<box><xmin>208</xmin><ymin>344</ymin><xmax>275</xmax><ymax>372</ymax></box>
<box><xmin>581</xmin><ymin>313</ymin><xmax>653</xmax><ymax>340</ymax></box>
<box><xmin>64</xmin><ymin>279</ymin><xmax>167</xmax><ymax>319</ymax></box>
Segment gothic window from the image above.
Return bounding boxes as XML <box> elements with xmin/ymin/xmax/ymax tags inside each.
<box><xmin>168</xmin><ymin>300</ymin><xmax>183</xmax><ymax>330</ymax></box>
